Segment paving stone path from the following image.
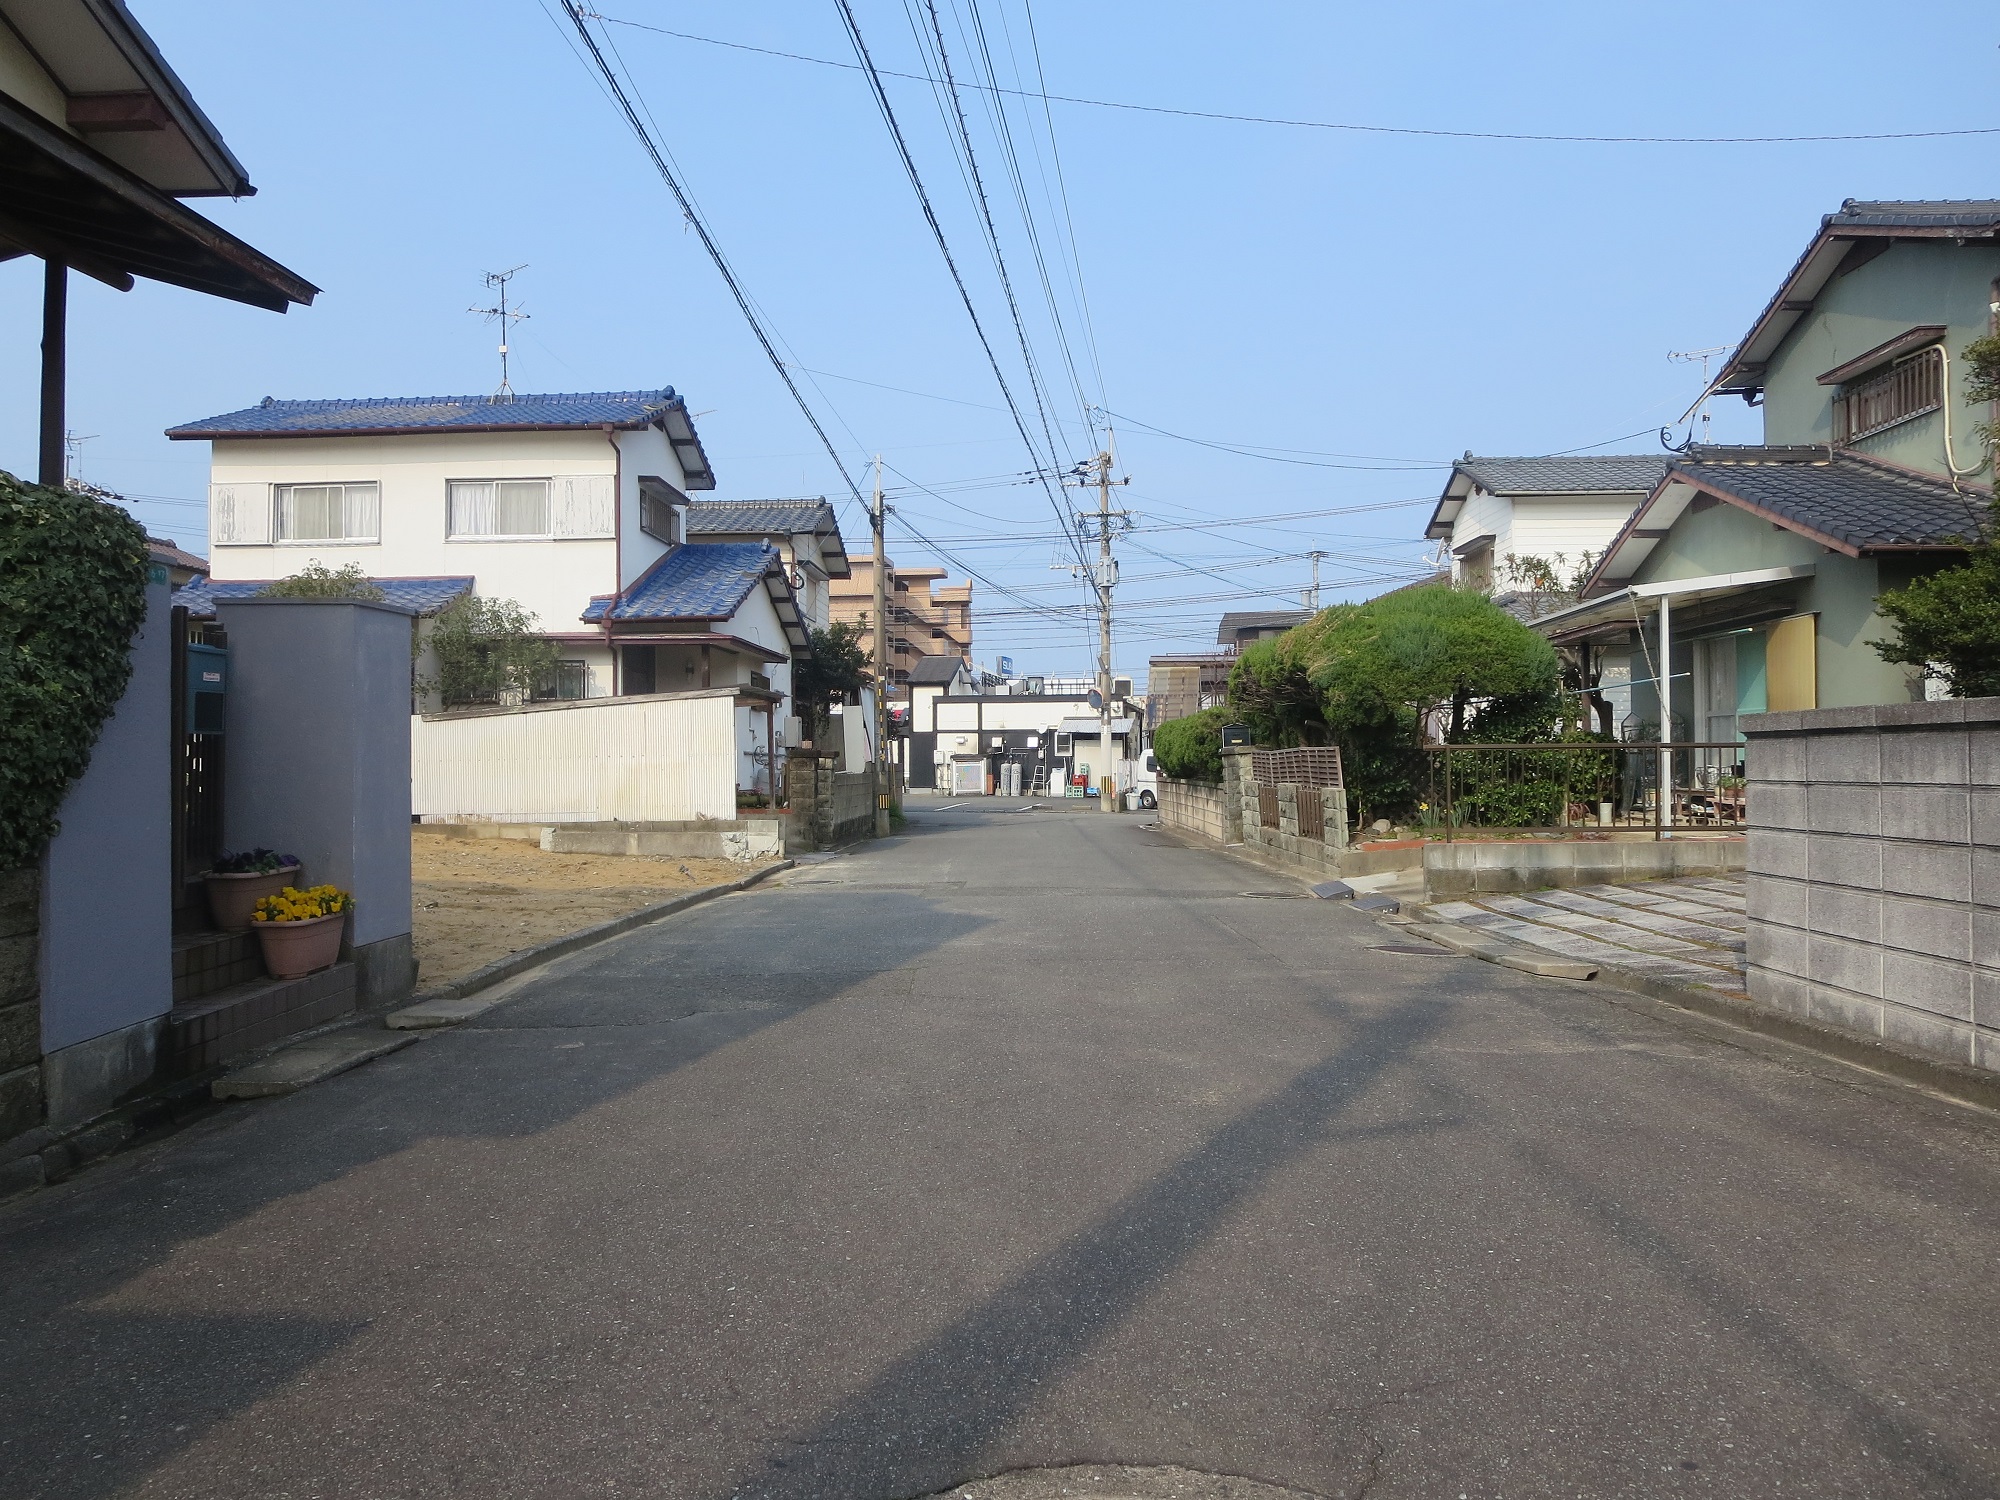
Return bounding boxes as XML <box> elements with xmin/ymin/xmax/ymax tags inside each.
<box><xmin>1427</xmin><ymin>872</ymin><xmax>1749</xmax><ymax>997</ymax></box>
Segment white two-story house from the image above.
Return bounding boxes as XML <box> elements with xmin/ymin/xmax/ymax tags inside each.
<box><xmin>1425</xmin><ymin>454</ymin><xmax>1671</xmax><ymax>599</ymax></box>
<box><xmin>167</xmin><ymin>389</ymin><xmax>808</xmax><ymax>708</ymax></box>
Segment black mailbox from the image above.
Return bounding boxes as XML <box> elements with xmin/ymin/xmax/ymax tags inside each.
<box><xmin>1221</xmin><ymin>722</ymin><xmax>1250</xmax><ymax>747</ymax></box>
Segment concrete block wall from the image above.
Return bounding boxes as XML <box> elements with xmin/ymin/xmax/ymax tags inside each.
<box><xmin>1742</xmin><ymin>699</ymin><xmax>2000</xmax><ymax>1072</ymax></box>
<box><xmin>1156</xmin><ymin>779</ymin><xmax>1229</xmax><ymax>843</ymax></box>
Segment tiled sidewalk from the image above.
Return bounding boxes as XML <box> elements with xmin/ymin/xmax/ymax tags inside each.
<box><xmin>1424</xmin><ymin>873</ymin><xmax>1748</xmax><ymax>998</ymax></box>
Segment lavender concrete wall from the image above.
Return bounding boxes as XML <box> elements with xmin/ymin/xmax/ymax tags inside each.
<box><xmin>37</xmin><ymin>579</ymin><xmax>172</xmax><ymax>1126</ymax></box>
<box><xmin>218</xmin><ymin>598</ymin><xmax>416</xmax><ymax>1008</ymax></box>
<box><xmin>1743</xmin><ymin>699</ymin><xmax>2000</xmax><ymax>1072</ymax></box>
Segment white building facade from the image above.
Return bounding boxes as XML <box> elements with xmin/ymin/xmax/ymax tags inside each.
<box><xmin>1425</xmin><ymin>455</ymin><xmax>1670</xmax><ymax>596</ymax></box>
<box><xmin>169</xmin><ymin>390</ymin><xmax>723</xmax><ymax>700</ymax></box>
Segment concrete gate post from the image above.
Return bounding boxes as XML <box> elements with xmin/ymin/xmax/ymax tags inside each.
<box><xmin>217</xmin><ymin>598</ymin><xmax>417</xmax><ymax>1009</ymax></box>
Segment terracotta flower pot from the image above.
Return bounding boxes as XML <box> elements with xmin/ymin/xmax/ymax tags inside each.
<box><xmin>205</xmin><ymin>865</ymin><xmax>305</xmax><ymax>931</ymax></box>
<box><xmin>253</xmin><ymin>910</ymin><xmax>346</xmax><ymax>979</ymax></box>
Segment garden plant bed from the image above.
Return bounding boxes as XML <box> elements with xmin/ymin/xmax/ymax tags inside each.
<box><xmin>410</xmin><ymin>830</ymin><xmax>771</xmax><ymax>988</ymax></box>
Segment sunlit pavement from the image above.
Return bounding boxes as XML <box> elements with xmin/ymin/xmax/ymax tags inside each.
<box><xmin>2</xmin><ymin>805</ymin><xmax>1996</xmax><ymax>1499</ymax></box>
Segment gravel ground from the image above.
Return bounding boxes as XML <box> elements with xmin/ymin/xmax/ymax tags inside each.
<box><xmin>410</xmin><ymin>829</ymin><xmax>767</xmax><ymax>987</ymax></box>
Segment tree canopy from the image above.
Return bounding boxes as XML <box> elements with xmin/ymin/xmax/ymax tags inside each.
<box><xmin>425</xmin><ymin>594</ymin><xmax>560</xmax><ymax>707</ymax></box>
<box><xmin>791</xmin><ymin>621</ymin><xmax>871</xmax><ymax>742</ymax></box>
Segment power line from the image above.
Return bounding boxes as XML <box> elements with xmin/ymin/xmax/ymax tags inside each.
<box><xmin>552</xmin><ymin>2</ymin><xmax>868</xmax><ymax>507</ymax></box>
<box><xmin>830</xmin><ymin>0</ymin><xmax>1092</xmax><ymax>575</ymax></box>
<box><xmin>910</xmin><ymin>0</ymin><xmax>1075</xmax><ymax>482</ymax></box>
<box><xmin>1101</xmin><ymin>408</ymin><xmax>1449</xmax><ymax>470</ymax></box>
<box><xmin>591</xmin><ymin>13</ymin><xmax>2000</xmax><ymax>146</ymax></box>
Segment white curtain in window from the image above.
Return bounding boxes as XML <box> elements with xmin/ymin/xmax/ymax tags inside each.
<box><xmin>342</xmin><ymin>482</ymin><xmax>379</xmax><ymax>541</ymax></box>
<box><xmin>496</xmin><ymin>479</ymin><xmax>549</xmax><ymax>536</ymax></box>
<box><xmin>449</xmin><ymin>481</ymin><xmax>497</xmax><ymax>537</ymax></box>
<box><xmin>278</xmin><ymin>484</ymin><xmax>342</xmax><ymax>540</ymax></box>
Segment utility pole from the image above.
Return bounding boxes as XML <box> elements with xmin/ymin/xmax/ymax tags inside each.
<box><xmin>1084</xmin><ymin>448</ymin><xmax>1129</xmax><ymax>813</ymax></box>
<box><xmin>1306</xmin><ymin>549</ymin><xmax>1326</xmax><ymax>611</ymax></box>
<box><xmin>870</xmin><ymin>455</ymin><xmax>891</xmax><ymax>833</ymax></box>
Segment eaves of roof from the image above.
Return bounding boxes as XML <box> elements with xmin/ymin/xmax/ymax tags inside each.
<box><xmin>0</xmin><ymin>0</ymin><xmax>255</xmax><ymax>196</ymax></box>
<box><xmin>1711</xmin><ymin>199</ymin><xmax>2000</xmax><ymax>399</ymax></box>
<box><xmin>1579</xmin><ymin>446</ymin><xmax>1985</xmax><ymax>596</ymax></box>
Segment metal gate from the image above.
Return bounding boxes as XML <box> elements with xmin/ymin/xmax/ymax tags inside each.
<box><xmin>170</xmin><ymin>607</ymin><xmax>227</xmax><ymax>910</ymax></box>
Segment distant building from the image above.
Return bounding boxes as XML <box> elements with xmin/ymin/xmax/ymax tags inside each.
<box><xmin>1215</xmin><ymin>609</ymin><xmax>1312</xmax><ymax>650</ymax></box>
<box><xmin>1145</xmin><ymin>651</ymin><xmax>1234</xmax><ymax>726</ymax></box>
<box><xmin>830</xmin><ymin>555</ymin><xmax>972</xmax><ymax>687</ymax></box>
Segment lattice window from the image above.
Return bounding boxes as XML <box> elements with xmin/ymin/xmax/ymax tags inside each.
<box><xmin>1837</xmin><ymin>348</ymin><xmax>1942</xmax><ymax>444</ymax></box>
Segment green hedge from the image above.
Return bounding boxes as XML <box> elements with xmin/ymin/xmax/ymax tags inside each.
<box><xmin>1</xmin><ymin>472</ymin><xmax>151</xmax><ymax>868</ymax></box>
<box><xmin>1152</xmin><ymin>705</ymin><xmax>1233</xmax><ymax>783</ymax></box>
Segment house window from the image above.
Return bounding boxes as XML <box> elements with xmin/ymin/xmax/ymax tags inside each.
<box><xmin>1837</xmin><ymin>348</ymin><xmax>1942</xmax><ymax>444</ymax></box>
<box><xmin>1055</xmin><ymin>732</ymin><xmax>1072</xmax><ymax>755</ymax></box>
<box><xmin>639</xmin><ymin>475</ymin><xmax>685</xmax><ymax>544</ymax></box>
<box><xmin>532</xmin><ymin>660</ymin><xmax>590</xmax><ymax>701</ymax></box>
<box><xmin>274</xmin><ymin>482</ymin><xmax>378</xmax><ymax>542</ymax></box>
<box><xmin>448</xmin><ymin>479</ymin><xmax>551</xmax><ymax>538</ymax></box>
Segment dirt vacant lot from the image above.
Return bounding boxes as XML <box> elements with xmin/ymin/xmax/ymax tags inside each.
<box><xmin>411</xmin><ymin>830</ymin><xmax>771</xmax><ymax>988</ymax></box>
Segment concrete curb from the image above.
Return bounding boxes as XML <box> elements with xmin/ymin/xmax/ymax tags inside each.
<box><xmin>213</xmin><ymin>1032</ymin><xmax>416</xmax><ymax>1100</ymax></box>
<box><xmin>1401</xmin><ymin>912</ymin><xmax>2000</xmax><ymax>1114</ymax></box>
<box><xmin>396</xmin><ymin>859</ymin><xmax>795</xmax><ymax>1013</ymax></box>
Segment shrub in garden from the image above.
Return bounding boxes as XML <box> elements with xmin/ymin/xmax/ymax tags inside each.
<box><xmin>1152</xmin><ymin>706</ymin><xmax>1234</xmax><ymax>783</ymax></box>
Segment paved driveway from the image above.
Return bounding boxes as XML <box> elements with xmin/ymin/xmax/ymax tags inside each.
<box><xmin>3</xmin><ymin>804</ymin><xmax>1998</xmax><ymax>1498</ymax></box>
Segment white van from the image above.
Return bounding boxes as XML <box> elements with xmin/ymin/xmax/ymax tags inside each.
<box><xmin>1127</xmin><ymin>748</ymin><xmax>1159</xmax><ymax>810</ymax></box>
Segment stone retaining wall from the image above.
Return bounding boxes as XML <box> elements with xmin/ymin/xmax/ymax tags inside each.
<box><xmin>1219</xmin><ymin>746</ymin><xmax>1351</xmax><ymax>876</ymax></box>
<box><xmin>1743</xmin><ymin>698</ymin><xmax>1999</xmax><ymax>1072</ymax></box>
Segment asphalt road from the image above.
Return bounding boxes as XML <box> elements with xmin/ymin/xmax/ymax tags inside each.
<box><xmin>4</xmin><ymin>802</ymin><xmax>1999</xmax><ymax>1499</ymax></box>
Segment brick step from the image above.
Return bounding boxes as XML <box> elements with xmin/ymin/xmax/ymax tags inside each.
<box><xmin>166</xmin><ymin>963</ymin><xmax>356</xmax><ymax>1075</ymax></box>
<box><xmin>173</xmin><ymin>928</ymin><xmax>265</xmax><ymax>1004</ymax></box>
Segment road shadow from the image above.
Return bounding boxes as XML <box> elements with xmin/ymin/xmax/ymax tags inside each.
<box><xmin>0</xmin><ymin>885</ymin><xmax>987</xmax><ymax>1500</ymax></box>
<box><xmin>705</xmin><ymin>992</ymin><xmax>1453</xmax><ymax>1500</ymax></box>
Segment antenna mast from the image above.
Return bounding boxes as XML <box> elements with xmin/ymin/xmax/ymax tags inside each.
<box><xmin>471</xmin><ymin>265</ymin><xmax>530</xmax><ymax>401</ymax></box>
<box><xmin>1668</xmin><ymin>344</ymin><xmax>1732</xmax><ymax>445</ymax></box>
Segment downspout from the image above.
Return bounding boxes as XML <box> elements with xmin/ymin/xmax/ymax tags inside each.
<box><xmin>1935</xmin><ymin>343</ymin><xmax>1990</xmax><ymax>491</ymax></box>
<box><xmin>606</xmin><ymin>424</ymin><xmax>622</xmax><ymax>696</ymax></box>
<box><xmin>1658</xmin><ymin>591</ymin><xmax>1674</xmax><ymax>835</ymax></box>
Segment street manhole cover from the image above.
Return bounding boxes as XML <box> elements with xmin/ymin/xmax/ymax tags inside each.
<box><xmin>923</xmin><ymin>1465</ymin><xmax>1326</xmax><ymax>1500</ymax></box>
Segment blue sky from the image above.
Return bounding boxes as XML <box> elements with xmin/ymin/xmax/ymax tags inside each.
<box><xmin>3</xmin><ymin>1</ymin><xmax>1994</xmax><ymax>679</ymax></box>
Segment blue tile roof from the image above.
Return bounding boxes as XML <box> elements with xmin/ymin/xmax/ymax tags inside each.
<box><xmin>581</xmin><ymin>543</ymin><xmax>778</xmax><ymax>623</ymax></box>
<box><xmin>166</xmin><ymin>390</ymin><xmax>686</xmax><ymax>438</ymax></box>
<box><xmin>174</xmin><ymin>576</ymin><xmax>474</xmax><ymax>619</ymax></box>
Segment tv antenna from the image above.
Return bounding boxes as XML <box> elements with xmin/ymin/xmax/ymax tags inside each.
<box><xmin>470</xmin><ymin>265</ymin><xmax>530</xmax><ymax>401</ymax></box>
<box><xmin>1668</xmin><ymin>344</ymin><xmax>1732</xmax><ymax>445</ymax></box>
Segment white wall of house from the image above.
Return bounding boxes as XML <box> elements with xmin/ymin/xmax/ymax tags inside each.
<box><xmin>205</xmin><ymin>425</ymin><xmax>700</xmax><ymax>698</ymax></box>
<box><xmin>1507</xmin><ymin>494</ymin><xmax>1644</xmax><ymax>570</ymax></box>
<box><xmin>1445</xmin><ymin>487</ymin><xmax>1645</xmax><ymax>586</ymax></box>
<box><xmin>613</xmin><ymin>425</ymin><xmax>687</xmax><ymax>589</ymax></box>
<box><xmin>412</xmin><ymin>690</ymin><xmax>739</xmax><ymax>823</ymax></box>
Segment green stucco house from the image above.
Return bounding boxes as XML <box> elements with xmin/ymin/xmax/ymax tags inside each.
<box><xmin>1538</xmin><ymin>199</ymin><xmax>1996</xmax><ymax>742</ymax></box>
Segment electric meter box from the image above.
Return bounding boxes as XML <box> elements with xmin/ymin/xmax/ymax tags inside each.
<box><xmin>185</xmin><ymin>643</ymin><xmax>228</xmax><ymax>734</ymax></box>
